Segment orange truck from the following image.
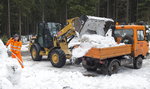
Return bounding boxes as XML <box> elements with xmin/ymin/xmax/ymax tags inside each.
<box><xmin>81</xmin><ymin>25</ymin><xmax>150</xmax><ymax>75</ymax></box>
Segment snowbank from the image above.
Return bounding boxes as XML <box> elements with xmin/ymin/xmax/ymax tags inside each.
<box><xmin>21</xmin><ymin>35</ymin><xmax>30</xmax><ymax>52</ymax></box>
<box><xmin>0</xmin><ymin>39</ymin><xmax>21</xmax><ymax>89</ymax></box>
<box><xmin>72</xmin><ymin>34</ymin><xmax>124</xmax><ymax>58</ymax></box>
<box><xmin>21</xmin><ymin>44</ymin><xmax>29</xmax><ymax>52</ymax></box>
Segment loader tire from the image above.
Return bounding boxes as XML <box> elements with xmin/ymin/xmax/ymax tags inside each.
<box><xmin>82</xmin><ymin>59</ymin><xmax>97</xmax><ymax>71</ymax></box>
<box><xmin>133</xmin><ymin>56</ymin><xmax>143</xmax><ymax>69</ymax></box>
<box><xmin>30</xmin><ymin>44</ymin><xmax>42</xmax><ymax>61</ymax></box>
<box><xmin>49</xmin><ymin>49</ymin><xmax>66</xmax><ymax>68</ymax></box>
<box><xmin>121</xmin><ymin>35</ymin><xmax>133</xmax><ymax>44</ymax></box>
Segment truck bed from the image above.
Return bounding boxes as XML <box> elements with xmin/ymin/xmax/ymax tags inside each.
<box><xmin>84</xmin><ymin>45</ymin><xmax>132</xmax><ymax>60</ymax></box>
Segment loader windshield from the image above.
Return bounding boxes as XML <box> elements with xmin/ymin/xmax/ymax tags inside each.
<box><xmin>47</xmin><ymin>23</ymin><xmax>61</xmax><ymax>36</ymax></box>
<box><xmin>114</xmin><ymin>29</ymin><xmax>133</xmax><ymax>37</ymax></box>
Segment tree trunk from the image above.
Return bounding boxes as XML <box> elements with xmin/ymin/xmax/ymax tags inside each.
<box><xmin>8</xmin><ymin>0</ymin><xmax>11</xmax><ymax>37</ymax></box>
<box><xmin>98</xmin><ymin>0</ymin><xmax>100</xmax><ymax>16</ymax></box>
<box><xmin>42</xmin><ymin>2</ymin><xmax>45</xmax><ymax>22</ymax></box>
<box><xmin>19</xmin><ymin>8</ymin><xmax>22</xmax><ymax>36</ymax></box>
<box><xmin>136</xmin><ymin>0</ymin><xmax>138</xmax><ymax>23</ymax></box>
<box><xmin>126</xmin><ymin>0</ymin><xmax>129</xmax><ymax>24</ymax></box>
<box><xmin>114</xmin><ymin>0</ymin><xmax>117</xmax><ymax>20</ymax></box>
<box><xmin>107</xmin><ymin>0</ymin><xmax>110</xmax><ymax>17</ymax></box>
<box><xmin>65</xmin><ymin>4</ymin><xmax>67</xmax><ymax>22</ymax></box>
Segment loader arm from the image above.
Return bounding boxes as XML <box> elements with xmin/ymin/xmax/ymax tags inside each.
<box><xmin>56</xmin><ymin>17</ymin><xmax>79</xmax><ymax>39</ymax></box>
<box><xmin>52</xmin><ymin>17</ymin><xmax>80</xmax><ymax>59</ymax></box>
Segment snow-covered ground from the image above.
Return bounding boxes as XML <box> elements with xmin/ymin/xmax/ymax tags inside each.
<box><xmin>1</xmin><ymin>39</ymin><xmax>150</xmax><ymax>89</ymax></box>
<box><xmin>14</xmin><ymin>55</ymin><xmax>150</xmax><ymax>89</ymax></box>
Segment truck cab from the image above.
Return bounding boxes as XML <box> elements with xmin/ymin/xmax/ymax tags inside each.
<box><xmin>115</xmin><ymin>25</ymin><xmax>149</xmax><ymax>58</ymax></box>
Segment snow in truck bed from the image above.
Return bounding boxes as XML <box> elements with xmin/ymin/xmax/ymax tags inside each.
<box><xmin>72</xmin><ymin>34</ymin><xmax>124</xmax><ymax>58</ymax></box>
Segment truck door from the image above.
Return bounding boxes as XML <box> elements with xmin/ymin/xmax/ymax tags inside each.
<box><xmin>136</xmin><ymin>30</ymin><xmax>149</xmax><ymax>56</ymax></box>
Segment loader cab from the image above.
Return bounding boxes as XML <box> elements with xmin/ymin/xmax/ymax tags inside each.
<box><xmin>36</xmin><ymin>22</ymin><xmax>61</xmax><ymax>48</ymax></box>
<box><xmin>115</xmin><ymin>25</ymin><xmax>149</xmax><ymax>57</ymax></box>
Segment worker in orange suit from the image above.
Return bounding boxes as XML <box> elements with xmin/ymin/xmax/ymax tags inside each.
<box><xmin>6</xmin><ymin>34</ymin><xmax>24</xmax><ymax>68</ymax></box>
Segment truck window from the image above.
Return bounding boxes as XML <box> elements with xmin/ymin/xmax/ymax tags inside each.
<box><xmin>114</xmin><ymin>29</ymin><xmax>133</xmax><ymax>37</ymax></box>
<box><xmin>137</xmin><ymin>30</ymin><xmax>144</xmax><ymax>41</ymax></box>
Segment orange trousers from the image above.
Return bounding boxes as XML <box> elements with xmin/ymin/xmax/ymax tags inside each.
<box><xmin>12</xmin><ymin>52</ymin><xmax>24</xmax><ymax>68</ymax></box>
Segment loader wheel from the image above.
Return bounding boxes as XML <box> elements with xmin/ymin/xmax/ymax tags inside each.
<box><xmin>30</xmin><ymin>44</ymin><xmax>42</xmax><ymax>61</ymax></box>
<box><xmin>49</xmin><ymin>49</ymin><xmax>66</xmax><ymax>68</ymax></box>
<box><xmin>121</xmin><ymin>35</ymin><xmax>133</xmax><ymax>44</ymax></box>
<box><xmin>133</xmin><ymin>57</ymin><xmax>143</xmax><ymax>69</ymax></box>
<box><xmin>82</xmin><ymin>58</ymin><xmax>97</xmax><ymax>71</ymax></box>
<box><xmin>107</xmin><ymin>59</ymin><xmax>120</xmax><ymax>75</ymax></box>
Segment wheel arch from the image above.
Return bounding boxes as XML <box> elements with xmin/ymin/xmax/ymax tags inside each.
<box><xmin>30</xmin><ymin>43</ymin><xmax>41</xmax><ymax>52</ymax></box>
<box><xmin>136</xmin><ymin>55</ymin><xmax>144</xmax><ymax>59</ymax></box>
<box><xmin>30</xmin><ymin>43</ymin><xmax>42</xmax><ymax>61</ymax></box>
<box><xmin>108</xmin><ymin>58</ymin><xmax>121</xmax><ymax>66</ymax></box>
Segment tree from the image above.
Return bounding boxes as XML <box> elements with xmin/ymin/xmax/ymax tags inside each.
<box><xmin>0</xmin><ymin>0</ymin><xmax>150</xmax><ymax>37</ymax></box>
<box><xmin>137</xmin><ymin>0</ymin><xmax>150</xmax><ymax>23</ymax></box>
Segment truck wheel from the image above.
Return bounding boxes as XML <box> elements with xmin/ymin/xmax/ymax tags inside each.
<box><xmin>30</xmin><ymin>44</ymin><xmax>42</xmax><ymax>61</ymax></box>
<box><xmin>49</xmin><ymin>49</ymin><xmax>66</xmax><ymax>68</ymax></box>
<box><xmin>82</xmin><ymin>59</ymin><xmax>97</xmax><ymax>71</ymax></box>
<box><xmin>107</xmin><ymin>59</ymin><xmax>120</xmax><ymax>75</ymax></box>
<box><xmin>121</xmin><ymin>35</ymin><xmax>133</xmax><ymax>44</ymax></box>
<box><xmin>133</xmin><ymin>57</ymin><xmax>143</xmax><ymax>69</ymax></box>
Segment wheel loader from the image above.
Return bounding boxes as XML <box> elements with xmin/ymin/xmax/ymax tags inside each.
<box><xmin>29</xmin><ymin>17</ymin><xmax>78</xmax><ymax>68</ymax></box>
<box><xmin>29</xmin><ymin>15</ymin><xmax>113</xmax><ymax>68</ymax></box>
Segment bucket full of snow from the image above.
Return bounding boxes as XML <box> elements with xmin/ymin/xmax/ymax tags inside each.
<box><xmin>74</xmin><ymin>15</ymin><xmax>114</xmax><ymax>36</ymax></box>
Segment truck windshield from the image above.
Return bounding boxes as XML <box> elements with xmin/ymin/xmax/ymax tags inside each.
<box><xmin>114</xmin><ymin>29</ymin><xmax>133</xmax><ymax>37</ymax></box>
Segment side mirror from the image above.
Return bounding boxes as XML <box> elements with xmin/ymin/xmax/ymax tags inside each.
<box><xmin>146</xmin><ymin>33</ymin><xmax>150</xmax><ymax>41</ymax></box>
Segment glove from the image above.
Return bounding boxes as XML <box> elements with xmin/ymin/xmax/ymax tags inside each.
<box><xmin>7</xmin><ymin>49</ymin><xmax>12</xmax><ymax>53</ymax></box>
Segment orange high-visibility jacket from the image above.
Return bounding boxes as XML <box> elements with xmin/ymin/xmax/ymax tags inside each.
<box><xmin>6</xmin><ymin>38</ymin><xmax>22</xmax><ymax>54</ymax></box>
<box><xmin>6</xmin><ymin>38</ymin><xmax>23</xmax><ymax>63</ymax></box>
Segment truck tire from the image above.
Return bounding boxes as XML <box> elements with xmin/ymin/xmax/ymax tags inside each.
<box><xmin>49</xmin><ymin>49</ymin><xmax>66</xmax><ymax>68</ymax></box>
<box><xmin>107</xmin><ymin>59</ymin><xmax>120</xmax><ymax>75</ymax></box>
<box><xmin>30</xmin><ymin>44</ymin><xmax>42</xmax><ymax>61</ymax></box>
<box><xmin>82</xmin><ymin>59</ymin><xmax>97</xmax><ymax>71</ymax></box>
<box><xmin>133</xmin><ymin>56</ymin><xmax>143</xmax><ymax>69</ymax></box>
<box><xmin>121</xmin><ymin>35</ymin><xmax>133</xmax><ymax>44</ymax></box>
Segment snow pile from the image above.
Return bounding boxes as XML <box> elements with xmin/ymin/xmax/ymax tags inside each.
<box><xmin>68</xmin><ymin>37</ymin><xmax>81</xmax><ymax>48</ymax></box>
<box><xmin>0</xmin><ymin>39</ymin><xmax>21</xmax><ymax>89</ymax></box>
<box><xmin>72</xmin><ymin>34</ymin><xmax>124</xmax><ymax>58</ymax></box>
<box><xmin>21</xmin><ymin>36</ymin><xmax>28</xmax><ymax>44</ymax></box>
<box><xmin>21</xmin><ymin>44</ymin><xmax>29</xmax><ymax>52</ymax></box>
<box><xmin>21</xmin><ymin>35</ymin><xmax>30</xmax><ymax>52</ymax></box>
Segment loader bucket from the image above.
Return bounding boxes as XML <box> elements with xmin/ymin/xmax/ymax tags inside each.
<box><xmin>74</xmin><ymin>15</ymin><xmax>114</xmax><ymax>36</ymax></box>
